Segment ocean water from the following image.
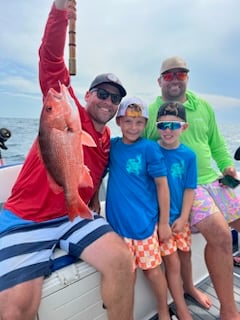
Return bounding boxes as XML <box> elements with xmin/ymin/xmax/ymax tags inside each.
<box><xmin>1</xmin><ymin>117</ymin><xmax>240</xmax><ymax>173</ymax></box>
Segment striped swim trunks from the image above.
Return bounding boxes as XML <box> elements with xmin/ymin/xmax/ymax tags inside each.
<box><xmin>0</xmin><ymin>209</ymin><xmax>112</xmax><ymax>291</ymax></box>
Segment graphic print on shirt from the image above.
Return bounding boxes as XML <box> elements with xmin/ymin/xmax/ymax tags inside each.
<box><xmin>170</xmin><ymin>160</ymin><xmax>184</xmax><ymax>178</ymax></box>
<box><xmin>126</xmin><ymin>155</ymin><xmax>142</xmax><ymax>176</ymax></box>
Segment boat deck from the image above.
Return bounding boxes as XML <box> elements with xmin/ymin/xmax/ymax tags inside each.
<box><xmin>152</xmin><ymin>262</ymin><xmax>240</xmax><ymax>320</ymax></box>
<box><xmin>169</xmin><ymin>269</ymin><xmax>240</xmax><ymax>320</ymax></box>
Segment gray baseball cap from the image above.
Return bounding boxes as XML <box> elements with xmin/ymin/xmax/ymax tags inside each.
<box><xmin>89</xmin><ymin>73</ymin><xmax>127</xmax><ymax>97</ymax></box>
<box><xmin>161</xmin><ymin>56</ymin><xmax>189</xmax><ymax>74</ymax></box>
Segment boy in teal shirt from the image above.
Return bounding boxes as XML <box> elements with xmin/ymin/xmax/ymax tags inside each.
<box><xmin>106</xmin><ymin>97</ymin><xmax>172</xmax><ymax>320</ymax></box>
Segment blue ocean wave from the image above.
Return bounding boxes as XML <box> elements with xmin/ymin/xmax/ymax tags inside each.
<box><xmin>1</xmin><ymin>118</ymin><xmax>240</xmax><ymax>173</ymax></box>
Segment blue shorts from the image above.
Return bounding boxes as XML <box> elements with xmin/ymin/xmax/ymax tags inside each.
<box><xmin>0</xmin><ymin>209</ymin><xmax>112</xmax><ymax>291</ymax></box>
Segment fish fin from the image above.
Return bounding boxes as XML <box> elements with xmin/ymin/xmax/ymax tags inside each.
<box><xmin>37</xmin><ymin>139</ymin><xmax>63</xmax><ymax>194</ymax></box>
<box><xmin>48</xmin><ymin>174</ymin><xmax>63</xmax><ymax>194</ymax></box>
<box><xmin>67</xmin><ymin>196</ymin><xmax>93</xmax><ymax>221</ymax></box>
<box><xmin>37</xmin><ymin>138</ymin><xmax>44</xmax><ymax>162</ymax></box>
<box><xmin>79</xmin><ymin>165</ymin><xmax>94</xmax><ymax>188</ymax></box>
<box><xmin>81</xmin><ymin>130</ymin><xmax>96</xmax><ymax>147</ymax></box>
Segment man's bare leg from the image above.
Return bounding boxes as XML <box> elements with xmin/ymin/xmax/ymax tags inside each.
<box><xmin>197</xmin><ymin>213</ymin><xmax>240</xmax><ymax>320</ymax></box>
<box><xmin>178</xmin><ymin>250</ymin><xmax>212</xmax><ymax>309</ymax></box>
<box><xmin>0</xmin><ymin>277</ymin><xmax>43</xmax><ymax>320</ymax></box>
<box><xmin>81</xmin><ymin>232</ymin><xmax>134</xmax><ymax>320</ymax></box>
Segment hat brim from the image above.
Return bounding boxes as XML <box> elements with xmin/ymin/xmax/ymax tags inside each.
<box><xmin>161</xmin><ymin>67</ymin><xmax>189</xmax><ymax>74</ymax></box>
<box><xmin>90</xmin><ymin>82</ymin><xmax>126</xmax><ymax>97</ymax></box>
<box><xmin>107</xmin><ymin>82</ymin><xmax>127</xmax><ymax>97</ymax></box>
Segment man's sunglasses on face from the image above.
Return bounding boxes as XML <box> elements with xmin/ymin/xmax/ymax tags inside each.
<box><xmin>156</xmin><ymin>121</ymin><xmax>185</xmax><ymax>130</ymax></box>
<box><xmin>161</xmin><ymin>71</ymin><xmax>188</xmax><ymax>82</ymax></box>
<box><xmin>90</xmin><ymin>88</ymin><xmax>122</xmax><ymax>105</ymax></box>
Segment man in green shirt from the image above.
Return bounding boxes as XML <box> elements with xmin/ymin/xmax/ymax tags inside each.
<box><xmin>143</xmin><ymin>56</ymin><xmax>240</xmax><ymax>320</ymax></box>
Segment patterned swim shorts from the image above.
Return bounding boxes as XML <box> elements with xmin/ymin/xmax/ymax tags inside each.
<box><xmin>190</xmin><ymin>180</ymin><xmax>240</xmax><ymax>229</ymax></box>
<box><xmin>159</xmin><ymin>223</ymin><xmax>191</xmax><ymax>256</ymax></box>
<box><xmin>123</xmin><ymin>225</ymin><xmax>162</xmax><ymax>270</ymax></box>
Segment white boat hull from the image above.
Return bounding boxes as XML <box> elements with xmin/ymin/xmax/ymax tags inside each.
<box><xmin>0</xmin><ymin>164</ymin><xmax>208</xmax><ymax>320</ymax></box>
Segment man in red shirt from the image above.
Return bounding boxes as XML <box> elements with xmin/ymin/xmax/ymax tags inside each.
<box><xmin>0</xmin><ymin>1</ymin><xmax>134</xmax><ymax>319</ymax></box>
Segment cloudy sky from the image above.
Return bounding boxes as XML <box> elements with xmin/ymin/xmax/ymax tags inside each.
<box><xmin>1</xmin><ymin>0</ymin><xmax>240</xmax><ymax>122</ymax></box>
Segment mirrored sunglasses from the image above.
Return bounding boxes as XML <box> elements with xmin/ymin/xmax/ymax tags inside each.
<box><xmin>90</xmin><ymin>88</ymin><xmax>122</xmax><ymax>105</ymax></box>
<box><xmin>162</xmin><ymin>71</ymin><xmax>188</xmax><ymax>82</ymax></box>
<box><xmin>156</xmin><ymin>121</ymin><xmax>185</xmax><ymax>130</ymax></box>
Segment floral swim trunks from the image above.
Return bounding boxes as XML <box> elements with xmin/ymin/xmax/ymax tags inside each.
<box><xmin>190</xmin><ymin>180</ymin><xmax>240</xmax><ymax>231</ymax></box>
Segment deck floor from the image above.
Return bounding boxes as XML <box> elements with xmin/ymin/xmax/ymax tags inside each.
<box><xmin>166</xmin><ymin>265</ymin><xmax>240</xmax><ymax>320</ymax></box>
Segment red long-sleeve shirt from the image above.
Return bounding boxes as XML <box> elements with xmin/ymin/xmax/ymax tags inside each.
<box><xmin>4</xmin><ymin>4</ymin><xmax>110</xmax><ymax>222</ymax></box>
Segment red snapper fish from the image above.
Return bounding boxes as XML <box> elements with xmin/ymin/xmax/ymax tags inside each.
<box><xmin>38</xmin><ymin>83</ymin><xmax>96</xmax><ymax>220</ymax></box>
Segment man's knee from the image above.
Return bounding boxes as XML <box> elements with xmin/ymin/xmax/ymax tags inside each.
<box><xmin>0</xmin><ymin>278</ymin><xmax>42</xmax><ymax>320</ymax></box>
<box><xmin>197</xmin><ymin>215</ymin><xmax>231</xmax><ymax>245</ymax></box>
<box><xmin>112</xmin><ymin>242</ymin><xmax>133</xmax><ymax>272</ymax></box>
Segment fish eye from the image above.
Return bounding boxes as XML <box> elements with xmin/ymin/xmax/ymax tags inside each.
<box><xmin>46</xmin><ymin>106</ymin><xmax>52</xmax><ymax>112</ymax></box>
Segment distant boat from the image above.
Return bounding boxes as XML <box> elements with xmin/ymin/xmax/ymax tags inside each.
<box><xmin>0</xmin><ymin>127</ymin><xmax>11</xmax><ymax>166</ymax></box>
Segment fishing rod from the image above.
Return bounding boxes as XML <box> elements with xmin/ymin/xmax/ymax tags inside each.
<box><xmin>0</xmin><ymin>128</ymin><xmax>11</xmax><ymax>166</ymax></box>
<box><xmin>68</xmin><ymin>0</ymin><xmax>77</xmax><ymax>76</ymax></box>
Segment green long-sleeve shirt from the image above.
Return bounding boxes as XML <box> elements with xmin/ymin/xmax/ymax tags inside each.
<box><xmin>143</xmin><ymin>90</ymin><xmax>233</xmax><ymax>185</ymax></box>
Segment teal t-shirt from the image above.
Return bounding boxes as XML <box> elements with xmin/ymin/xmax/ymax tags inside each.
<box><xmin>143</xmin><ymin>90</ymin><xmax>233</xmax><ymax>185</ymax></box>
<box><xmin>106</xmin><ymin>137</ymin><xmax>167</xmax><ymax>240</ymax></box>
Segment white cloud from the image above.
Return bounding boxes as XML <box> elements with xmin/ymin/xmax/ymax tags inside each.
<box><xmin>200</xmin><ymin>93</ymin><xmax>240</xmax><ymax>109</ymax></box>
<box><xmin>0</xmin><ymin>0</ymin><xmax>240</xmax><ymax>119</ymax></box>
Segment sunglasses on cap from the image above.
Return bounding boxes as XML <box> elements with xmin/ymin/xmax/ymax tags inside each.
<box><xmin>156</xmin><ymin>121</ymin><xmax>185</xmax><ymax>130</ymax></box>
<box><xmin>90</xmin><ymin>88</ymin><xmax>122</xmax><ymax>105</ymax></box>
<box><xmin>161</xmin><ymin>71</ymin><xmax>188</xmax><ymax>82</ymax></box>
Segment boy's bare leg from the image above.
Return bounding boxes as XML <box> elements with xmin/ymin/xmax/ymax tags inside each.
<box><xmin>163</xmin><ymin>253</ymin><xmax>192</xmax><ymax>320</ymax></box>
<box><xmin>143</xmin><ymin>266</ymin><xmax>170</xmax><ymax>320</ymax></box>
<box><xmin>178</xmin><ymin>250</ymin><xmax>212</xmax><ymax>309</ymax></box>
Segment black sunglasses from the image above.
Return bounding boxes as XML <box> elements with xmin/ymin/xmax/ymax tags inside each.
<box><xmin>90</xmin><ymin>88</ymin><xmax>122</xmax><ymax>105</ymax></box>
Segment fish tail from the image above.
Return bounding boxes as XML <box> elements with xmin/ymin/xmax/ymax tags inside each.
<box><xmin>67</xmin><ymin>195</ymin><xmax>93</xmax><ymax>221</ymax></box>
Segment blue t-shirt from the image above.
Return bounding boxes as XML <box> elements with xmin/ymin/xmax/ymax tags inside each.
<box><xmin>159</xmin><ymin>144</ymin><xmax>197</xmax><ymax>225</ymax></box>
<box><xmin>106</xmin><ymin>137</ymin><xmax>167</xmax><ymax>240</ymax></box>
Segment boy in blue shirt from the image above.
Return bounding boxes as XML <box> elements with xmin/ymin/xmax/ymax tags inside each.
<box><xmin>157</xmin><ymin>101</ymin><xmax>208</xmax><ymax>319</ymax></box>
<box><xmin>106</xmin><ymin>97</ymin><xmax>172</xmax><ymax>320</ymax></box>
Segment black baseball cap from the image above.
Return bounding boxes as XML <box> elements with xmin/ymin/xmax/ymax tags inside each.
<box><xmin>157</xmin><ymin>102</ymin><xmax>187</xmax><ymax>122</ymax></box>
<box><xmin>89</xmin><ymin>73</ymin><xmax>127</xmax><ymax>97</ymax></box>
